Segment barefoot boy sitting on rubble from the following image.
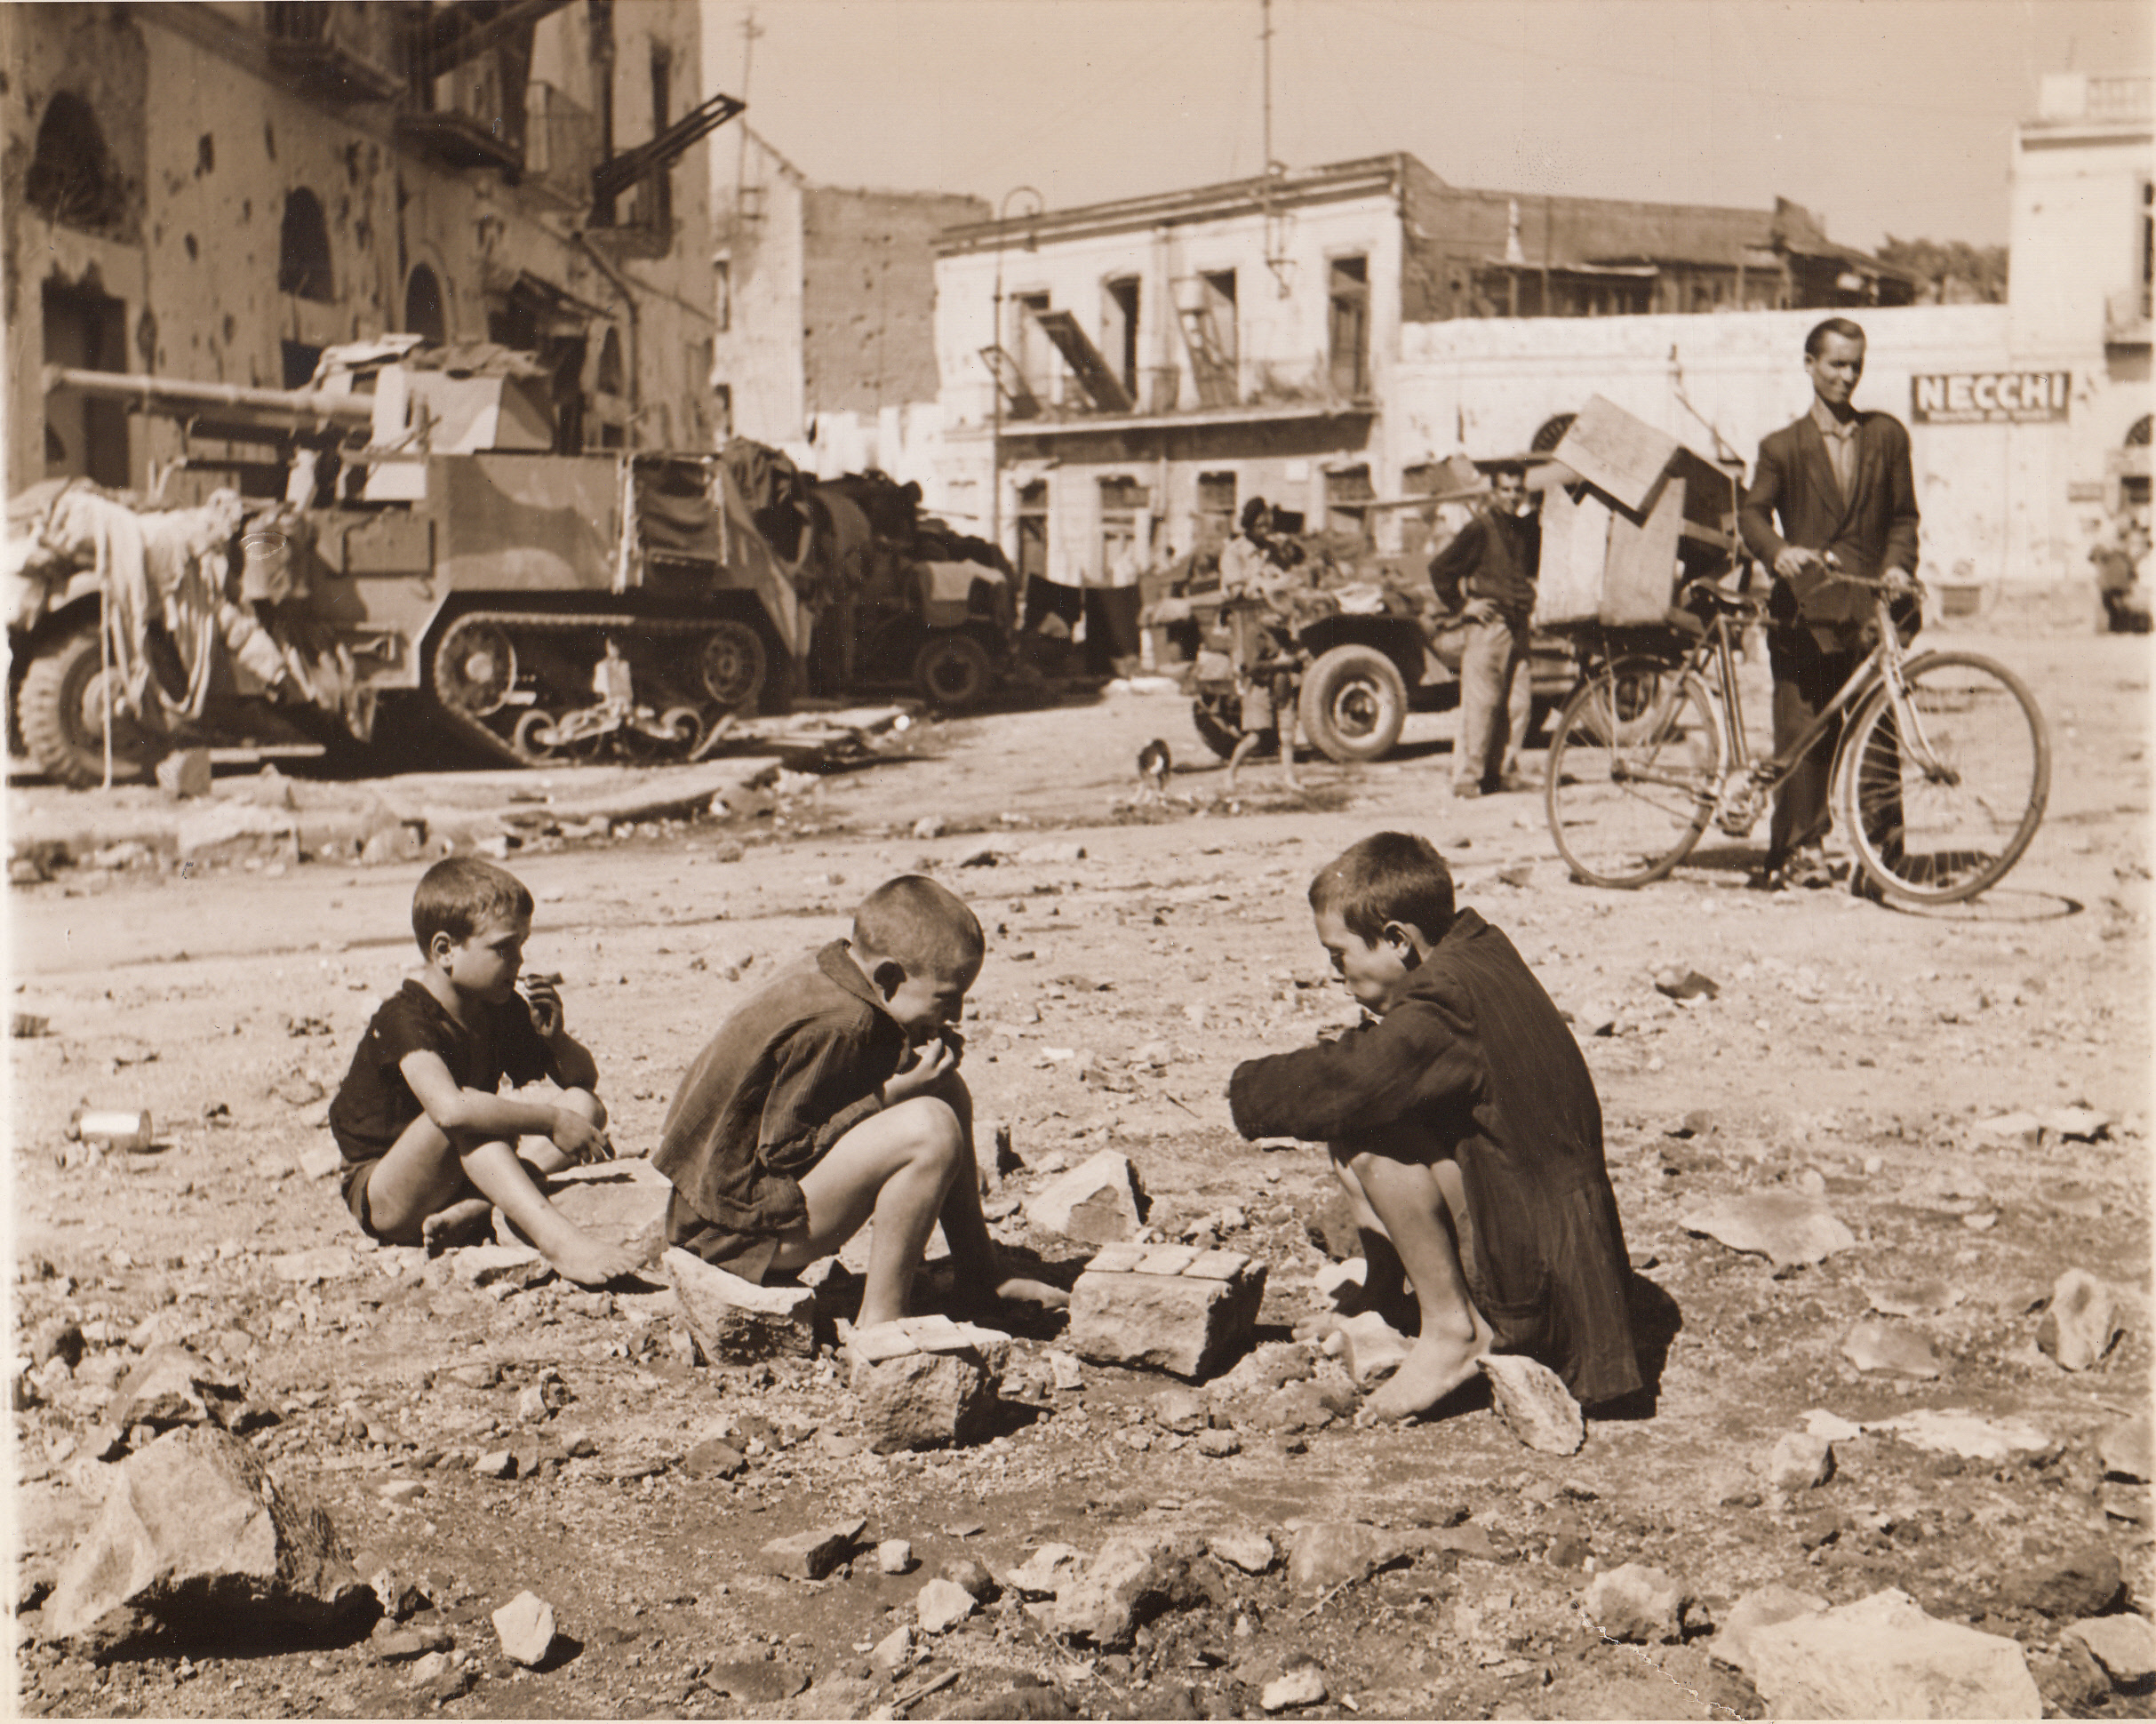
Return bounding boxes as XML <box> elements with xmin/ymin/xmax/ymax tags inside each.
<box><xmin>328</xmin><ymin>857</ymin><xmax>644</xmax><ymax>1288</ymax></box>
<box><xmin>1228</xmin><ymin>833</ymin><xmax>1640</xmax><ymax>1421</ymax></box>
<box><xmin>655</xmin><ymin>874</ymin><xmax>1067</xmax><ymax>1330</ymax></box>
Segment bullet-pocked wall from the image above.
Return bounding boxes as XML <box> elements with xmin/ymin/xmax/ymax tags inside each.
<box><xmin>5</xmin><ymin>1</ymin><xmax>718</xmax><ymax>497</ymax></box>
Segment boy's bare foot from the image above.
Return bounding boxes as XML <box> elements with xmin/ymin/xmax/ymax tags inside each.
<box><xmin>541</xmin><ymin>1233</ymin><xmax>644</xmax><ymax>1288</ymax></box>
<box><xmin>421</xmin><ymin>1198</ymin><xmax>496</xmax><ymax>1255</ymax></box>
<box><xmin>1359</xmin><ymin>1317</ymin><xmax>1494</xmax><ymax>1424</ymax></box>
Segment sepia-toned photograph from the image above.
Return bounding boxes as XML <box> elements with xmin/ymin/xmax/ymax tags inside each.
<box><xmin>4</xmin><ymin>0</ymin><xmax>2149</xmax><ymax>1715</ymax></box>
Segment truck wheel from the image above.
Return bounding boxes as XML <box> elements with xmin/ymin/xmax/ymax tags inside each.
<box><xmin>1298</xmin><ymin>643</ymin><xmax>1407</xmax><ymax>762</ymax></box>
<box><xmin>18</xmin><ymin>625</ymin><xmax>153</xmax><ymax>787</ymax></box>
<box><xmin>1191</xmin><ymin>694</ymin><xmax>1264</xmax><ymax>759</ymax></box>
<box><xmin>700</xmin><ymin>623</ymin><xmax>768</xmax><ymax>714</ymax></box>
<box><xmin>914</xmin><ymin>633</ymin><xmax>993</xmax><ymax>712</ymax></box>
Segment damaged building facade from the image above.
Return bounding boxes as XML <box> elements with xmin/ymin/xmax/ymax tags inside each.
<box><xmin>5</xmin><ymin>0</ymin><xmax>723</xmax><ymax>499</ymax></box>
<box><xmin>707</xmin><ymin>127</ymin><xmax>986</xmax><ymax>485</ymax></box>
<box><xmin>930</xmin><ymin>153</ymin><xmax>1917</xmax><ymax>593</ymax></box>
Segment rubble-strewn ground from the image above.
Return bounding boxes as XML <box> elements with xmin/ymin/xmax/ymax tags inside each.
<box><xmin>9</xmin><ymin>626</ymin><xmax>2152</xmax><ymax>1720</ymax></box>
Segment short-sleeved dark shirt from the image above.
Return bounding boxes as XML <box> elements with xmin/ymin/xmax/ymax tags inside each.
<box><xmin>328</xmin><ymin>978</ymin><xmax>558</xmax><ymax>1193</ymax></box>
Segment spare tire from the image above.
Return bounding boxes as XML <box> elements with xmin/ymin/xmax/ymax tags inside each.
<box><xmin>1298</xmin><ymin>643</ymin><xmax>1406</xmax><ymax>762</ymax></box>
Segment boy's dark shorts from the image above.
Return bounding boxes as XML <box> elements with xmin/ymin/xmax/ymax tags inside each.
<box><xmin>341</xmin><ymin>1153</ymin><xmax>387</xmax><ymax>1238</ymax></box>
<box><xmin>664</xmin><ymin>1187</ymin><xmax>796</xmax><ymax>1285</ymax></box>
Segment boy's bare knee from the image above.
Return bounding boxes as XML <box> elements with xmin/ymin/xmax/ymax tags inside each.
<box><xmin>885</xmin><ymin>1094</ymin><xmax>964</xmax><ymax>1159</ymax></box>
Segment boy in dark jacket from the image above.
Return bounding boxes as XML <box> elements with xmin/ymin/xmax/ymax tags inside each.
<box><xmin>1229</xmin><ymin>833</ymin><xmax>1639</xmax><ymax>1420</ymax></box>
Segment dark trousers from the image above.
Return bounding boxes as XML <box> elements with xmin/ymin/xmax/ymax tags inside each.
<box><xmin>1084</xmin><ymin>586</ymin><xmax>1144</xmax><ymax>675</ymax></box>
<box><xmin>1767</xmin><ymin>627</ymin><xmax>1902</xmax><ymax>866</ymax></box>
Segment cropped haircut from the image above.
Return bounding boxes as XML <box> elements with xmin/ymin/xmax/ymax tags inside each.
<box><xmin>853</xmin><ymin>875</ymin><xmax>985</xmax><ymax>978</ymax></box>
<box><xmin>411</xmin><ymin>857</ymin><xmax>533</xmax><ymax>952</ymax></box>
<box><xmin>1308</xmin><ymin>832</ymin><xmax>1456</xmax><ymax>945</ymax></box>
<box><xmin>1804</xmin><ymin>315</ymin><xmax>1866</xmax><ymax>357</ymax></box>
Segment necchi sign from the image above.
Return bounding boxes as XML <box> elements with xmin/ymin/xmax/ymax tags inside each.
<box><xmin>1911</xmin><ymin>371</ymin><xmax>2072</xmax><ymax>425</ymax></box>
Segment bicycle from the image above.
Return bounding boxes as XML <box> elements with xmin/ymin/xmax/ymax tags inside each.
<box><xmin>1542</xmin><ymin>571</ymin><xmax>2051</xmax><ymax>906</ymax></box>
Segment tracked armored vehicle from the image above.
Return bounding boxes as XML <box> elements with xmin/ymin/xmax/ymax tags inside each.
<box><xmin>12</xmin><ymin>340</ymin><xmax>1010</xmax><ymax>786</ymax></box>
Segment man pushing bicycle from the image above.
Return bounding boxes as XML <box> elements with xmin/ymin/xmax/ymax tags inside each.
<box><xmin>1739</xmin><ymin>316</ymin><xmax>1922</xmax><ymax>893</ymax></box>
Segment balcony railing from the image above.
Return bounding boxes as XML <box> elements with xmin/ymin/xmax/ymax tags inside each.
<box><xmin>264</xmin><ymin>2</ymin><xmax>403</xmax><ymax>103</ymax></box>
<box><xmin>525</xmin><ymin>82</ymin><xmax>597</xmax><ymax>211</ymax></box>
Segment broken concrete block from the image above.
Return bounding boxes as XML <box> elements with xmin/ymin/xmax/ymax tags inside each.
<box><xmin>1585</xmin><ymin>1563</ymin><xmax>1685</xmax><ymax>1645</ymax></box>
<box><xmin>1053</xmin><ymin>1533</ymin><xmax>1215</xmax><ymax>1648</ymax></box>
<box><xmin>844</xmin><ymin>1316</ymin><xmax>1010</xmax><ymax>1453</ymax></box>
<box><xmin>2064</xmin><ymin>1615</ymin><xmax>2156</xmax><ymax>1686</ymax></box>
<box><xmin>1767</xmin><ymin>1431</ymin><xmax>1835</xmax><ymax>1491</ymax></box>
<box><xmin>876</xmin><ymin>1539</ymin><xmax>914</xmax><ymax>1576</ymax></box>
<box><xmin>1005</xmin><ymin>1544</ymin><xmax>1082</xmax><ymax>1599</ymax></box>
<box><xmin>44</xmin><ymin>1426</ymin><xmax>366</xmax><ymax>1642</ymax></box>
<box><xmin>1745</xmin><ymin>1587</ymin><xmax>2041</xmax><ymax>1719</ymax></box>
<box><xmin>2037</xmin><ymin>1269</ymin><xmax>2123</xmax><ymax>1371</ymax></box>
<box><xmin>1869</xmin><ymin>1407</ymin><xmax>2051</xmax><ymax>1464</ymax></box>
<box><xmin>1066</xmin><ymin>1248</ymin><xmax>1266</xmax><ymax>1380</ymax></box>
<box><xmin>665</xmin><ymin>1247</ymin><xmax>817</xmax><ymax>1363</ymax></box>
<box><xmin>1260</xmin><ymin>1662</ymin><xmax>1329</xmax><ymax>1712</ymax></box>
<box><xmin>1679</xmin><ymin>1193</ymin><xmax>1856</xmax><ymax>1268</ymax></box>
<box><xmin>1025</xmin><ymin>1150</ymin><xmax>1147</xmax><ymax>1245</ymax></box>
<box><xmin>1208</xmin><ymin>1529</ymin><xmax>1274</xmax><ymax>1576</ymax></box>
<box><xmin>156</xmin><ymin>748</ymin><xmax>214</xmax><ymax>800</ymax></box>
<box><xmin>491</xmin><ymin>1591</ymin><xmax>556</xmax><ymax>1667</ymax></box>
<box><xmin>1333</xmin><ymin>1311</ymin><xmax>1412</xmax><ymax>1385</ymax></box>
<box><xmin>516</xmin><ymin>1162</ymin><xmax>667</xmax><ymax>1260</ymax></box>
<box><xmin>1842</xmin><ymin>1319</ymin><xmax>1943</xmax><ymax>1377</ymax></box>
<box><xmin>870</xmin><ymin>1623</ymin><xmax>914</xmax><ymax>1674</ymax></box>
<box><xmin>108</xmin><ymin>1345</ymin><xmax>246</xmax><ymax>1433</ymax></box>
<box><xmin>1709</xmin><ymin>1584</ymin><xmax>1831</xmax><ymax>1678</ymax></box>
<box><xmin>916</xmin><ymin>1576</ymin><xmax>978</xmax><ymax>1632</ymax></box>
<box><xmin>1478</xmin><ymin>1353</ymin><xmax>1584</xmax><ymax>1456</ymax></box>
<box><xmin>1286</xmin><ymin>1522</ymin><xmax>1401</xmax><ymax>1592</ymax></box>
<box><xmin>759</xmin><ymin>1517</ymin><xmax>866</xmax><ymax>1581</ymax></box>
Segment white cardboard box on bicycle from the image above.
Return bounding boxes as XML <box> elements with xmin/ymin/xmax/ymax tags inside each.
<box><xmin>1532</xmin><ymin>395</ymin><xmax>1741</xmax><ymax>629</ymax></box>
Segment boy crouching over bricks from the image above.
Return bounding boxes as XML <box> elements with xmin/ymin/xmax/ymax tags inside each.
<box><xmin>327</xmin><ymin>858</ymin><xmax>643</xmax><ymax>1288</ymax></box>
<box><xmin>1228</xmin><ymin>832</ymin><xmax>1641</xmax><ymax>1422</ymax></box>
<box><xmin>655</xmin><ymin>875</ymin><xmax>1067</xmax><ymax>1330</ymax></box>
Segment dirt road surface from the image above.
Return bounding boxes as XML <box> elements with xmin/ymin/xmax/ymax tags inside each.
<box><xmin>9</xmin><ymin>626</ymin><xmax>2152</xmax><ymax>1719</ymax></box>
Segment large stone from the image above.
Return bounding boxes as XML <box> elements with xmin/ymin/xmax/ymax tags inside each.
<box><xmin>1285</xmin><ymin>1521</ymin><xmax>1402</xmax><ymax>1592</ymax></box>
<box><xmin>844</xmin><ymin>1316</ymin><xmax>1010</xmax><ymax>1453</ymax></box>
<box><xmin>1053</xmin><ymin>1533</ymin><xmax>1217</xmax><ymax>1648</ymax></box>
<box><xmin>759</xmin><ymin>1517</ymin><xmax>866</xmax><ymax>1581</ymax></box>
<box><xmin>2064</xmin><ymin>1615</ymin><xmax>2156</xmax><ymax>1685</ymax></box>
<box><xmin>1478</xmin><ymin>1353</ymin><xmax>1584</xmax><ymax>1456</ymax></box>
<box><xmin>1745</xmin><ymin>1587</ymin><xmax>2041</xmax><ymax>1719</ymax></box>
<box><xmin>1333</xmin><ymin>1312</ymin><xmax>1412</xmax><ymax>1385</ymax></box>
<box><xmin>1260</xmin><ymin>1662</ymin><xmax>1329</xmax><ymax>1712</ymax></box>
<box><xmin>269</xmin><ymin>1246</ymin><xmax>361</xmax><ymax>1284</ymax></box>
<box><xmin>1025</xmin><ymin>1151</ymin><xmax>1147</xmax><ymax>1245</ymax></box>
<box><xmin>704</xmin><ymin>1659</ymin><xmax>808</xmax><ymax>1702</ymax></box>
<box><xmin>1864</xmin><ymin>1279</ymin><xmax>1962</xmax><ymax>1317</ymax></box>
<box><xmin>1583</xmin><ymin>1563</ymin><xmax>1685</xmax><ymax>1645</ymax></box>
<box><xmin>2099</xmin><ymin>1411</ymin><xmax>2154</xmax><ymax>1481</ymax></box>
<box><xmin>156</xmin><ymin>747</ymin><xmax>213</xmax><ymax>800</ymax></box>
<box><xmin>1066</xmin><ymin>1243</ymin><xmax>1266</xmax><ymax>1379</ymax></box>
<box><xmin>491</xmin><ymin>1590</ymin><xmax>556</xmax><ymax>1666</ymax></box>
<box><xmin>2036</xmin><ymin>1269</ymin><xmax>2123</xmax><ymax>1371</ymax></box>
<box><xmin>1766</xmin><ymin>1431</ymin><xmax>1835</xmax><ymax>1490</ymax></box>
<box><xmin>1005</xmin><ymin>1544</ymin><xmax>1082</xmax><ymax>1598</ymax></box>
<box><xmin>108</xmin><ymin>1345</ymin><xmax>246</xmax><ymax>1433</ymax></box>
<box><xmin>44</xmin><ymin>1426</ymin><xmax>366</xmax><ymax>1642</ymax></box>
<box><xmin>1842</xmin><ymin>1320</ymin><xmax>1943</xmax><ymax>1377</ymax></box>
<box><xmin>1709</xmin><ymin>1583</ymin><xmax>1830</xmax><ymax>1678</ymax></box>
<box><xmin>1679</xmin><ymin>1193</ymin><xmax>1856</xmax><ymax>1268</ymax></box>
<box><xmin>916</xmin><ymin>1576</ymin><xmax>978</xmax><ymax>1632</ymax></box>
<box><xmin>449</xmin><ymin>1244</ymin><xmax>547</xmax><ymax>1289</ymax></box>
<box><xmin>1208</xmin><ymin>1530</ymin><xmax>1275</xmax><ymax>1576</ymax></box>
<box><xmin>665</xmin><ymin>1247</ymin><xmax>817</xmax><ymax>1363</ymax></box>
<box><xmin>1862</xmin><ymin>1408</ymin><xmax>2048</xmax><ymax>1465</ymax></box>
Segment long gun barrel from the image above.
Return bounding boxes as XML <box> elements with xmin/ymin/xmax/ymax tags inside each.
<box><xmin>41</xmin><ymin>364</ymin><xmax>376</xmax><ymax>436</ymax></box>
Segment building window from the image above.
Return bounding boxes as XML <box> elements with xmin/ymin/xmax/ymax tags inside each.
<box><xmin>1325</xmin><ymin>464</ymin><xmax>1374</xmax><ymax>542</ymax></box>
<box><xmin>712</xmin><ymin>382</ymin><xmax>732</xmax><ymax>442</ymax></box>
<box><xmin>404</xmin><ymin>264</ymin><xmax>446</xmax><ymax>345</ymax></box>
<box><xmin>1102</xmin><ymin>276</ymin><xmax>1141</xmax><ymax>399</ymax></box>
<box><xmin>1099</xmin><ymin>475</ymin><xmax>1148</xmax><ymax>574</ymax></box>
<box><xmin>1016</xmin><ymin>479</ymin><xmax>1050</xmax><ymax>590</ymax></box>
<box><xmin>26</xmin><ymin>93</ymin><xmax>127</xmax><ymax>235</ymax></box>
<box><xmin>281</xmin><ymin>340</ymin><xmax>322</xmax><ymax>388</ymax></box>
<box><xmin>714</xmin><ymin>257</ymin><xmax>731</xmax><ymax>332</ymax></box>
<box><xmin>1194</xmin><ymin>470</ymin><xmax>1238</xmax><ymax>549</ymax></box>
<box><xmin>1328</xmin><ymin>255</ymin><xmax>1369</xmax><ymax>399</ymax></box>
<box><xmin>1011</xmin><ymin>291</ymin><xmax>1053</xmax><ymax>398</ymax></box>
<box><xmin>1178</xmin><ymin>271</ymin><xmax>1239</xmax><ymax>407</ymax></box>
<box><xmin>278</xmin><ymin>189</ymin><xmax>334</xmax><ymax>301</ymax></box>
<box><xmin>41</xmin><ymin>276</ymin><xmax>129</xmax><ymax>485</ymax></box>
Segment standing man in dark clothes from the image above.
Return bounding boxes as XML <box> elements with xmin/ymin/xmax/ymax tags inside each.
<box><xmin>1739</xmin><ymin>316</ymin><xmax>1920</xmax><ymax>890</ymax></box>
<box><xmin>1428</xmin><ymin>462</ymin><xmax>1540</xmax><ymax>797</ymax></box>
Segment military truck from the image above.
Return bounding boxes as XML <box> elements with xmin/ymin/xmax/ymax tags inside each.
<box><xmin>10</xmin><ymin>340</ymin><xmax>1011</xmax><ymax>786</ymax></box>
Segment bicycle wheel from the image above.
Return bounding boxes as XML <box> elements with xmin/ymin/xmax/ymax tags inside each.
<box><xmin>1545</xmin><ymin>657</ymin><xmax>1724</xmax><ymax>888</ymax></box>
<box><xmin>1838</xmin><ymin>650</ymin><xmax>2050</xmax><ymax>906</ymax></box>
